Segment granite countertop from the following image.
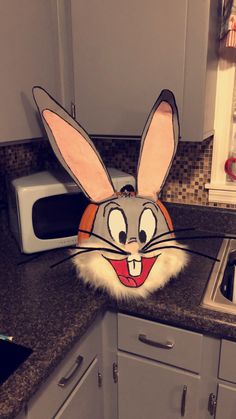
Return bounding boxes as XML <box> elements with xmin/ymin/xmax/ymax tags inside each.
<box><xmin>1</xmin><ymin>203</ymin><xmax>236</xmax><ymax>419</ymax></box>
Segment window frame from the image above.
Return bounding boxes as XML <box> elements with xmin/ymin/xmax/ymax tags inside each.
<box><xmin>205</xmin><ymin>49</ymin><xmax>236</xmax><ymax>204</ymax></box>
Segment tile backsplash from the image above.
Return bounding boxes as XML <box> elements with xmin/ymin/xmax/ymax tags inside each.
<box><xmin>0</xmin><ymin>136</ymin><xmax>235</xmax><ymax>209</ymax></box>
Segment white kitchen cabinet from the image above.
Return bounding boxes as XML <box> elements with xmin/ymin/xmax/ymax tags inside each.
<box><xmin>0</xmin><ymin>1</ymin><xmax>62</xmax><ymax>143</ymax></box>
<box><xmin>218</xmin><ymin>339</ymin><xmax>236</xmax><ymax>383</ymax></box>
<box><xmin>100</xmin><ymin>311</ymin><xmax>118</xmax><ymax>419</ymax></box>
<box><xmin>215</xmin><ymin>383</ymin><xmax>236</xmax><ymax>419</ymax></box>
<box><xmin>117</xmin><ymin>313</ymin><xmax>220</xmax><ymax>419</ymax></box>
<box><xmin>214</xmin><ymin>339</ymin><xmax>236</xmax><ymax>418</ymax></box>
<box><xmin>118</xmin><ymin>312</ymin><xmax>203</xmax><ymax>373</ymax></box>
<box><xmin>118</xmin><ymin>352</ymin><xmax>200</xmax><ymax>419</ymax></box>
<box><xmin>23</xmin><ymin>312</ymin><xmax>236</xmax><ymax>419</ymax></box>
<box><xmin>67</xmin><ymin>0</ymin><xmax>220</xmax><ymax>141</ymax></box>
<box><xmin>27</xmin><ymin>318</ymin><xmax>103</xmax><ymax>419</ymax></box>
<box><xmin>54</xmin><ymin>358</ymin><xmax>103</xmax><ymax>419</ymax></box>
<box><xmin>1</xmin><ymin>1</ymin><xmax>220</xmax><ymax>144</ymax></box>
<box><xmin>117</xmin><ymin>316</ymin><xmax>236</xmax><ymax>419</ymax></box>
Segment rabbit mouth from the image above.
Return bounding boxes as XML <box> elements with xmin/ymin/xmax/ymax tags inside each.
<box><xmin>106</xmin><ymin>256</ymin><xmax>158</xmax><ymax>288</ymax></box>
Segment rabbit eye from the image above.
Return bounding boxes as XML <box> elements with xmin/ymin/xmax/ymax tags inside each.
<box><xmin>108</xmin><ymin>208</ymin><xmax>127</xmax><ymax>244</ymax></box>
<box><xmin>139</xmin><ymin>208</ymin><xmax>157</xmax><ymax>243</ymax></box>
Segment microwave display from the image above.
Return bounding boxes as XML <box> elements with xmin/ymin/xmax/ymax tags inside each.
<box><xmin>32</xmin><ymin>192</ymin><xmax>90</xmax><ymax>240</ymax></box>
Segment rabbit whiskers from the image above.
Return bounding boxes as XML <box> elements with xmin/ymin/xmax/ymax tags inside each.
<box><xmin>20</xmin><ymin>227</ymin><xmax>235</xmax><ymax>269</ymax></box>
<box><xmin>141</xmin><ymin>231</ymin><xmax>236</xmax><ymax>262</ymax></box>
<box><xmin>51</xmin><ymin>227</ymin><xmax>232</xmax><ymax>268</ymax></box>
<box><xmin>50</xmin><ymin>229</ymin><xmax>130</xmax><ymax>268</ymax></box>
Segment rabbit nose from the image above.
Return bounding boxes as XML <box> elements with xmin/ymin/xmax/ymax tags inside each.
<box><xmin>125</xmin><ymin>239</ymin><xmax>139</xmax><ymax>254</ymax></box>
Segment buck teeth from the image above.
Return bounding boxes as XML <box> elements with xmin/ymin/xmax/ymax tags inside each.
<box><xmin>128</xmin><ymin>259</ymin><xmax>142</xmax><ymax>277</ymax></box>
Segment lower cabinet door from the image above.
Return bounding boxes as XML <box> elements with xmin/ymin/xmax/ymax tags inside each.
<box><xmin>118</xmin><ymin>352</ymin><xmax>200</xmax><ymax>419</ymax></box>
<box><xmin>54</xmin><ymin>358</ymin><xmax>102</xmax><ymax>419</ymax></box>
<box><xmin>215</xmin><ymin>383</ymin><xmax>236</xmax><ymax>419</ymax></box>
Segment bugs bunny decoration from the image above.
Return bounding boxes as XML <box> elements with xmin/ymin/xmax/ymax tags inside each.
<box><xmin>33</xmin><ymin>87</ymin><xmax>188</xmax><ymax>299</ymax></box>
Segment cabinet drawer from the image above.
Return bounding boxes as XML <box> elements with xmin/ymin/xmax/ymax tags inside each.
<box><xmin>27</xmin><ymin>319</ymin><xmax>101</xmax><ymax>419</ymax></box>
<box><xmin>118</xmin><ymin>314</ymin><xmax>203</xmax><ymax>373</ymax></box>
<box><xmin>219</xmin><ymin>339</ymin><xmax>236</xmax><ymax>383</ymax></box>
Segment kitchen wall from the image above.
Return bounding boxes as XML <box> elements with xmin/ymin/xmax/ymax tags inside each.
<box><xmin>0</xmin><ymin>137</ymin><xmax>235</xmax><ymax>209</ymax></box>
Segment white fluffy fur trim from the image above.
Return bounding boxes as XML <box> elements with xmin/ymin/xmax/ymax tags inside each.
<box><xmin>72</xmin><ymin>240</ymin><xmax>188</xmax><ymax>300</ymax></box>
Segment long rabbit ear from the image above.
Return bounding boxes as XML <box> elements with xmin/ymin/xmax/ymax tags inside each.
<box><xmin>137</xmin><ymin>90</ymin><xmax>179</xmax><ymax>200</ymax></box>
<box><xmin>33</xmin><ymin>87</ymin><xmax>115</xmax><ymax>203</ymax></box>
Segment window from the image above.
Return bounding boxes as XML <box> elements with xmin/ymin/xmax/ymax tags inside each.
<box><xmin>205</xmin><ymin>48</ymin><xmax>236</xmax><ymax>204</ymax></box>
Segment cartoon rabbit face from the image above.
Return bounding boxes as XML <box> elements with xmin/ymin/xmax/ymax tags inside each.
<box><xmin>75</xmin><ymin>195</ymin><xmax>188</xmax><ymax>299</ymax></box>
<box><xmin>33</xmin><ymin>88</ymin><xmax>188</xmax><ymax>299</ymax></box>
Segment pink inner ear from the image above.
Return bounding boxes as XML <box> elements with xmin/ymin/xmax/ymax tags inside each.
<box><xmin>137</xmin><ymin>101</ymin><xmax>174</xmax><ymax>200</ymax></box>
<box><xmin>43</xmin><ymin>110</ymin><xmax>115</xmax><ymax>202</ymax></box>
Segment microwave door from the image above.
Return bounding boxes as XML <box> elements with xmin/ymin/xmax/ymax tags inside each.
<box><xmin>32</xmin><ymin>192</ymin><xmax>89</xmax><ymax>240</ymax></box>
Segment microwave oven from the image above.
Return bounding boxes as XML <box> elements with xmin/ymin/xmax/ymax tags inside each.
<box><xmin>8</xmin><ymin>168</ymin><xmax>135</xmax><ymax>254</ymax></box>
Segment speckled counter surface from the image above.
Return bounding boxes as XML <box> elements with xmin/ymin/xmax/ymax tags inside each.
<box><xmin>0</xmin><ymin>213</ymin><xmax>107</xmax><ymax>419</ymax></box>
<box><xmin>1</xmin><ymin>203</ymin><xmax>236</xmax><ymax>419</ymax></box>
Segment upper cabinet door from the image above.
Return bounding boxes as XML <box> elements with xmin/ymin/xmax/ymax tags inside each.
<box><xmin>69</xmin><ymin>0</ymin><xmax>220</xmax><ymax>141</ymax></box>
<box><xmin>70</xmin><ymin>0</ymin><xmax>187</xmax><ymax>138</ymax></box>
<box><xmin>0</xmin><ymin>1</ymin><xmax>61</xmax><ymax>143</ymax></box>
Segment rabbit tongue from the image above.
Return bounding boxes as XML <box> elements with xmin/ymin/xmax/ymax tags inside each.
<box><xmin>108</xmin><ymin>256</ymin><xmax>157</xmax><ymax>288</ymax></box>
<box><xmin>118</xmin><ymin>275</ymin><xmax>138</xmax><ymax>287</ymax></box>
